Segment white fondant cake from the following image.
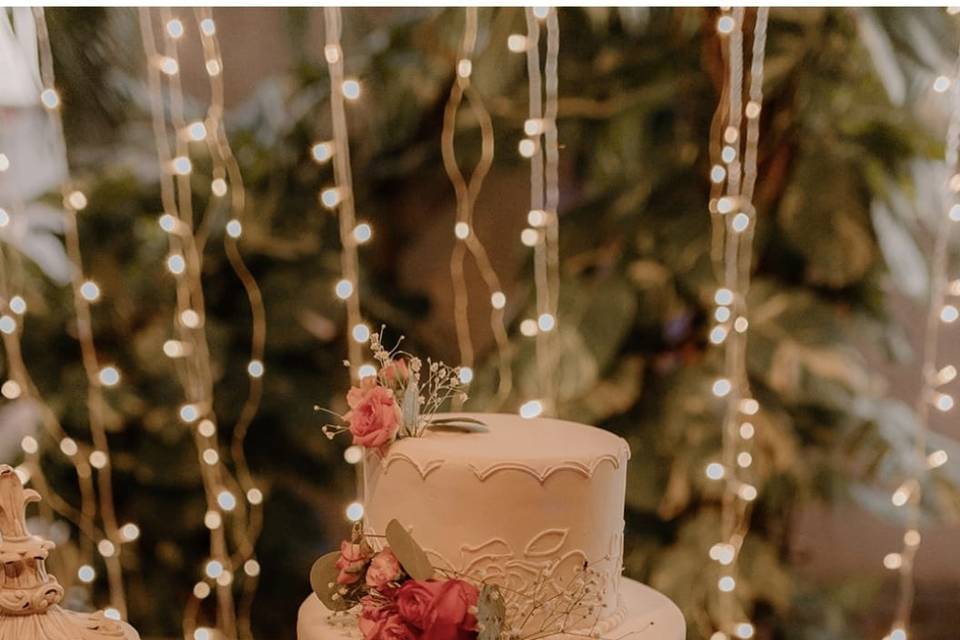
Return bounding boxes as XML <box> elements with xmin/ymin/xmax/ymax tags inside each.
<box><xmin>298</xmin><ymin>413</ymin><xmax>684</xmax><ymax>639</ymax></box>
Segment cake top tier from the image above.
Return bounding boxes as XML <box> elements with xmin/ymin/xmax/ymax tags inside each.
<box><xmin>377</xmin><ymin>413</ymin><xmax>630</xmax><ymax>478</ymax></box>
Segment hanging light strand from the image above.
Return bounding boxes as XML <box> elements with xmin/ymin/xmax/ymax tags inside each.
<box><xmin>885</xmin><ymin>41</ymin><xmax>960</xmax><ymax>640</ymax></box>
<box><xmin>32</xmin><ymin>6</ymin><xmax>130</xmax><ymax>618</ymax></box>
<box><xmin>139</xmin><ymin>9</ymin><xmax>265</xmax><ymax>638</ymax></box>
<box><xmin>442</xmin><ymin>7</ymin><xmax>513</xmax><ymax>406</ymax></box>
<box><xmin>322</xmin><ymin>7</ymin><xmax>364</xmax><ymax>382</ymax></box>
<box><xmin>193</xmin><ymin>8</ymin><xmax>268</xmax><ymax>640</ymax></box>
<box><xmin>520</xmin><ymin>6</ymin><xmax>561</xmax><ymax>416</ymax></box>
<box><xmin>706</xmin><ymin>8</ymin><xmax>769</xmax><ymax>640</ymax></box>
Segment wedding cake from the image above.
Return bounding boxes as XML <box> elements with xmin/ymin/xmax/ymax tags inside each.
<box><xmin>298</xmin><ymin>411</ymin><xmax>684</xmax><ymax>639</ymax></box>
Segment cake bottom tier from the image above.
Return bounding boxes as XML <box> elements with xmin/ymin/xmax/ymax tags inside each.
<box><xmin>297</xmin><ymin>578</ymin><xmax>684</xmax><ymax>640</ymax></box>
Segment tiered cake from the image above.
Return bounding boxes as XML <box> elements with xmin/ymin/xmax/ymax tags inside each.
<box><xmin>298</xmin><ymin>413</ymin><xmax>684</xmax><ymax>640</ymax></box>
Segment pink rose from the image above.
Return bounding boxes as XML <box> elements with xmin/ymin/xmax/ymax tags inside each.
<box><xmin>382</xmin><ymin>359</ymin><xmax>410</xmax><ymax>386</ymax></box>
<box><xmin>366</xmin><ymin>548</ymin><xmax>403</xmax><ymax>589</ymax></box>
<box><xmin>396</xmin><ymin>579</ymin><xmax>479</xmax><ymax>640</ymax></box>
<box><xmin>359</xmin><ymin>599</ymin><xmax>416</xmax><ymax>640</ymax></box>
<box><xmin>345</xmin><ymin>378</ymin><xmax>402</xmax><ymax>451</ymax></box>
<box><xmin>335</xmin><ymin>540</ymin><xmax>372</xmax><ymax>585</ymax></box>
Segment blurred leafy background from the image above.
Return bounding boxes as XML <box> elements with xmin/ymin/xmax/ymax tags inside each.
<box><xmin>2</xmin><ymin>6</ymin><xmax>959</xmax><ymax>639</ymax></box>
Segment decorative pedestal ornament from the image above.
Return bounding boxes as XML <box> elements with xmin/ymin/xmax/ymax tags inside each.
<box><xmin>0</xmin><ymin>465</ymin><xmax>140</xmax><ymax>640</ymax></box>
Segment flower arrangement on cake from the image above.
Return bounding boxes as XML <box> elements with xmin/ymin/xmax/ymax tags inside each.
<box><xmin>319</xmin><ymin>330</ymin><xmax>487</xmax><ymax>453</ymax></box>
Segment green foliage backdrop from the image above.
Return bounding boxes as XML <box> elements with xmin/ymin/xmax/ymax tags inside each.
<box><xmin>7</xmin><ymin>6</ymin><xmax>958</xmax><ymax>639</ymax></box>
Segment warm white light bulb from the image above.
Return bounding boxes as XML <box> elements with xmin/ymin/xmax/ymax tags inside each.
<box><xmin>454</xmin><ymin>222</ymin><xmax>470</xmax><ymax>239</ymax></box>
<box><xmin>80</xmin><ymin>280</ymin><xmax>100</xmax><ymax>302</ymax></box>
<box><xmin>507</xmin><ymin>34</ymin><xmax>527</xmax><ymax>53</ymax></box>
<box><xmin>320</xmin><ymin>187</ymin><xmax>341</xmax><ymax>209</ymax></box>
<box><xmin>179</xmin><ymin>404</ymin><xmax>199</xmax><ymax>423</ymax></box>
<box><xmin>0</xmin><ymin>315</ymin><xmax>16</xmax><ymax>335</ymax></box>
<box><xmin>520</xmin><ymin>318</ymin><xmax>539</xmax><ymax>337</ymax></box>
<box><xmin>202</xmin><ymin>448</ymin><xmax>219</xmax><ymax>465</ymax></box>
<box><xmin>353</xmin><ymin>223</ymin><xmax>372</xmax><ymax>244</ymax></box>
<box><xmin>520</xmin><ymin>228</ymin><xmax>539</xmax><ymax>247</ymax></box>
<box><xmin>346</xmin><ymin>501</ymin><xmax>364</xmax><ymax>522</ymax></box>
<box><xmin>98</xmin><ymin>366</ymin><xmax>120</xmax><ymax>387</ymax></box>
<box><xmin>342</xmin><ymin>79</ymin><xmax>361</xmax><ymax>100</ymax></box>
<box><xmin>59</xmin><ymin>437</ymin><xmax>78</xmax><ymax>456</ymax></box>
<box><xmin>518</xmin><ymin>139</ymin><xmax>537</xmax><ymax>158</ymax></box>
<box><xmin>166</xmin><ymin>18</ymin><xmax>184</xmax><ymax>39</ymax></box>
<box><xmin>344</xmin><ymin>446</ymin><xmax>363</xmax><ymax>464</ymax></box>
<box><xmin>519</xmin><ymin>400</ymin><xmax>544</xmax><ymax>419</ymax></box>
<box><xmin>226</xmin><ymin>219</ymin><xmax>242</xmax><ymax>239</ymax></box>
<box><xmin>491</xmin><ymin>291</ymin><xmax>506</xmax><ymax>309</ymax></box>
<box><xmin>187</xmin><ymin>121</ymin><xmax>207</xmax><ymax>141</ymax></box>
<box><xmin>247</xmin><ymin>360</ymin><xmax>264</xmax><ymax>378</ymax></box>
<box><xmin>928</xmin><ymin>449</ymin><xmax>949</xmax><ymax>468</ymax></box>
<box><xmin>1</xmin><ymin>380</ymin><xmax>21</xmax><ymax>399</ymax></box>
<box><xmin>457</xmin><ymin>59</ymin><xmax>473</xmax><ymax>78</ymax></box>
<box><xmin>244</xmin><ymin>559</ymin><xmax>261</xmax><ymax>576</ymax></box>
<box><xmin>20</xmin><ymin>436</ymin><xmax>38</xmax><ymax>454</ymax></box>
<box><xmin>712</xmin><ymin>378</ymin><xmax>732</xmax><ymax>397</ymax></box>
<box><xmin>335</xmin><ymin>279</ymin><xmax>354</xmax><ymax>300</ymax></box>
<box><xmin>205</xmin><ymin>560</ymin><xmax>224</xmax><ymax>579</ymax></box>
<box><xmin>121</xmin><ymin>523</ymin><xmax>140</xmax><ymax>542</ymax></box>
<box><xmin>98</xmin><ymin>539</ymin><xmax>116</xmax><ymax>558</ymax></box>
<box><xmin>211</xmin><ymin>178</ymin><xmax>228</xmax><ymax>197</ymax></box>
<box><xmin>67</xmin><ymin>191</ymin><xmax>88</xmax><ymax>211</ymax></box>
<box><xmin>714</xmin><ymin>288</ymin><xmax>734</xmax><ymax>305</ymax></box>
<box><xmin>217</xmin><ymin>490</ymin><xmax>237</xmax><ymax>511</ymax></box>
<box><xmin>171</xmin><ymin>156</ymin><xmax>192</xmax><ymax>175</ymax></box>
<box><xmin>159</xmin><ymin>57</ymin><xmax>179</xmax><ymax>76</ymax></box>
<box><xmin>40</xmin><ymin>88</ymin><xmax>60</xmax><ymax>110</ymax></box>
<box><xmin>705</xmin><ymin>462</ymin><xmax>725</xmax><ymax>480</ymax></box>
<box><xmin>537</xmin><ymin>313</ymin><xmax>556</xmax><ymax>332</ymax></box>
<box><xmin>731</xmin><ymin>213</ymin><xmax>750</xmax><ymax>233</ymax></box>
<box><xmin>311</xmin><ymin>142</ymin><xmax>334</xmax><ymax>163</ymax></box>
<box><xmin>883</xmin><ymin>552</ymin><xmax>903</xmax><ymax>570</ymax></box>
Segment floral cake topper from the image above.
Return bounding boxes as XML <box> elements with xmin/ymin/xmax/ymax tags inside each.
<box><xmin>319</xmin><ymin>329</ymin><xmax>486</xmax><ymax>453</ymax></box>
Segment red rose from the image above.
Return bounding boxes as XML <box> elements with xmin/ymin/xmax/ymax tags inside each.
<box><xmin>335</xmin><ymin>540</ymin><xmax>372</xmax><ymax>585</ymax></box>
<box><xmin>366</xmin><ymin>548</ymin><xmax>403</xmax><ymax>590</ymax></box>
<box><xmin>345</xmin><ymin>378</ymin><xmax>401</xmax><ymax>451</ymax></box>
<box><xmin>359</xmin><ymin>598</ymin><xmax>417</xmax><ymax>640</ymax></box>
<box><xmin>396</xmin><ymin>579</ymin><xmax>479</xmax><ymax>640</ymax></box>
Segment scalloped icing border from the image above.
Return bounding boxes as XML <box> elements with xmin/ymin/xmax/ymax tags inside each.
<box><xmin>379</xmin><ymin>446</ymin><xmax>629</xmax><ymax>483</ymax></box>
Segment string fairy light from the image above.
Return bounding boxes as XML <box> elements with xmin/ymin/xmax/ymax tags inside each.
<box><xmin>28</xmin><ymin>7</ymin><xmax>134</xmax><ymax>618</ymax></box>
<box><xmin>441</xmin><ymin>7</ymin><xmax>513</xmax><ymax>406</ymax></box>
<box><xmin>139</xmin><ymin>9</ymin><xmax>266</xmax><ymax>639</ymax></box>
<box><xmin>883</xmin><ymin>40</ymin><xmax>960</xmax><ymax>640</ymax></box>
<box><xmin>192</xmin><ymin>8</ymin><xmax>269</xmax><ymax>639</ymax></box>
<box><xmin>322</xmin><ymin>6</ymin><xmax>364</xmax><ymax>383</ymax></box>
<box><xmin>518</xmin><ymin>6</ymin><xmax>561</xmax><ymax>415</ymax></box>
<box><xmin>704</xmin><ymin>8</ymin><xmax>769</xmax><ymax>640</ymax></box>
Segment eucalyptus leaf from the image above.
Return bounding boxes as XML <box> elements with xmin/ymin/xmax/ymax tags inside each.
<box><xmin>385</xmin><ymin>519</ymin><xmax>434</xmax><ymax>580</ymax></box>
<box><xmin>425</xmin><ymin>417</ymin><xmax>489</xmax><ymax>433</ymax></box>
<box><xmin>402</xmin><ymin>379</ymin><xmax>419</xmax><ymax>434</ymax></box>
<box><xmin>476</xmin><ymin>584</ymin><xmax>506</xmax><ymax>640</ymax></box>
<box><xmin>309</xmin><ymin>551</ymin><xmax>354</xmax><ymax>612</ymax></box>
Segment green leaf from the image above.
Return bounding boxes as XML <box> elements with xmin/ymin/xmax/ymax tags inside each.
<box><xmin>476</xmin><ymin>584</ymin><xmax>506</xmax><ymax>640</ymax></box>
<box><xmin>309</xmin><ymin>551</ymin><xmax>354</xmax><ymax>612</ymax></box>
<box><xmin>425</xmin><ymin>417</ymin><xmax>489</xmax><ymax>433</ymax></box>
<box><xmin>385</xmin><ymin>519</ymin><xmax>434</xmax><ymax>580</ymax></box>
